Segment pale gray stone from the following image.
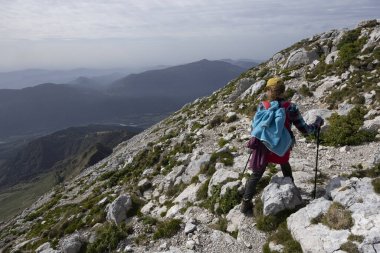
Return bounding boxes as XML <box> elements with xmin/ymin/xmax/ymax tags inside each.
<box><xmin>186</xmin><ymin>240</ymin><xmax>196</xmax><ymax>250</ymax></box>
<box><xmin>182</xmin><ymin>154</ymin><xmax>211</xmax><ymax>184</ymax></box>
<box><xmin>362</xmin><ymin>116</ymin><xmax>380</xmax><ymax>131</ymax></box>
<box><xmin>325</xmin><ymin>51</ymin><xmax>339</xmax><ymax>64</ymax></box>
<box><xmin>228</xmin><ymin>78</ymin><xmax>255</xmax><ymax>102</ymax></box>
<box><xmin>184</xmin><ymin>222</ymin><xmax>197</xmax><ymax>234</ymax></box>
<box><xmin>240</xmin><ymin>80</ymin><xmax>266</xmax><ymax>98</ymax></box>
<box><xmin>287</xmin><ymin>198</ymin><xmax>350</xmax><ymax>253</ymax></box>
<box><xmin>208</xmin><ymin>169</ymin><xmax>239</xmax><ymax>196</ymax></box>
<box><xmin>261</xmin><ymin>176</ymin><xmax>302</xmax><ymax>216</ymax></box>
<box><xmin>36</xmin><ymin>242</ymin><xmax>52</xmax><ymax>253</ymax></box>
<box><xmin>174</xmin><ymin>183</ymin><xmax>201</xmax><ymax>203</ymax></box>
<box><xmin>220</xmin><ymin>181</ymin><xmax>240</xmax><ymax>196</ymax></box>
<box><xmin>61</xmin><ymin>233</ymin><xmax>82</xmax><ymax>253</ymax></box>
<box><xmin>141</xmin><ymin>201</ymin><xmax>155</xmax><ymax>215</ymax></box>
<box><xmin>283</xmin><ymin>48</ymin><xmax>319</xmax><ymax>68</ymax></box>
<box><xmin>303</xmin><ymin>109</ymin><xmax>333</xmax><ymax>125</ymax></box>
<box><xmin>106</xmin><ymin>194</ymin><xmax>132</xmax><ymax>224</ymax></box>
<box><xmin>138</xmin><ymin>178</ymin><xmax>152</xmax><ymax>191</ymax></box>
<box><xmin>269</xmin><ymin>242</ymin><xmax>284</xmax><ymax>253</ymax></box>
<box><xmin>165</xmin><ymin>204</ymin><xmax>181</xmax><ymax>218</ymax></box>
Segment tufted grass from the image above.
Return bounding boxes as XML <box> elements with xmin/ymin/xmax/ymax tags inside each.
<box><xmin>340</xmin><ymin>241</ymin><xmax>360</xmax><ymax>253</ymax></box>
<box><xmin>372</xmin><ymin>177</ymin><xmax>380</xmax><ymax>194</ymax></box>
<box><xmin>152</xmin><ymin>219</ymin><xmax>182</xmax><ymax>240</ymax></box>
<box><xmin>263</xmin><ymin>222</ymin><xmax>302</xmax><ymax>253</ymax></box>
<box><xmin>323</xmin><ymin>202</ymin><xmax>353</xmax><ymax>230</ymax></box>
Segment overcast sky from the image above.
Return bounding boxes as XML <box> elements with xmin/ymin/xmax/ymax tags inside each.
<box><xmin>0</xmin><ymin>0</ymin><xmax>379</xmax><ymax>71</ymax></box>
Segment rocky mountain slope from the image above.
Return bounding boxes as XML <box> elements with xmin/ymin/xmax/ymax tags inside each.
<box><xmin>1</xmin><ymin>20</ymin><xmax>379</xmax><ymax>253</ymax></box>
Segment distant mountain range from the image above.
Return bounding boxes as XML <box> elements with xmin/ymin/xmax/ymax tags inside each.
<box><xmin>0</xmin><ymin>59</ymin><xmax>251</xmax><ymax>139</ymax></box>
<box><xmin>108</xmin><ymin>59</ymin><xmax>246</xmax><ymax>99</ymax></box>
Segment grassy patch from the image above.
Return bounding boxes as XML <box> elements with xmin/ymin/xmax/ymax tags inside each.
<box><xmin>85</xmin><ymin>222</ymin><xmax>132</xmax><ymax>253</ymax></box>
<box><xmin>218</xmin><ymin>138</ymin><xmax>228</xmax><ymax>148</ymax></box>
<box><xmin>323</xmin><ymin>202</ymin><xmax>353</xmax><ymax>230</ymax></box>
<box><xmin>196</xmin><ymin>179</ymin><xmax>210</xmax><ymax>200</ymax></box>
<box><xmin>152</xmin><ymin>219</ymin><xmax>182</xmax><ymax>239</ymax></box>
<box><xmin>0</xmin><ymin>172</ymin><xmax>58</xmax><ymax>222</ymax></box>
<box><xmin>348</xmin><ymin>234</ymin><xmax>364</xmax><ymax>243</ymax></box>
<box><xmin>216</xmin><ymin>187</ymin><xmax>241</xmax><ymax>215</ymax></box>
<box><xmin>372</xmin><ymin>177</ymin><xmax>380</xmax><ymax>194</ymax></box>
<box><xmin>344</xmin><ymin>164</ymin><xmax>380</xmax><ymax>179</ymax></box>
<box><xmin>166</xmin><ymin>182</ymin><xmax>187</xmax><ymax>198</ymax></box>
<box><xmin>263</xmin><ymin>222</ymin><xmax>303</xmax><ymax>253</ymax></box>
<box><xmin>340</xmin><ymin>241</ymin><xmax>360</xmax><ymax>253</ymax></box>
<box><xmin>254</xmin><ymin>198</ymin><xmax>299</xmax><ymax>232</ymax></box>
<box><xmin>299</xmin><ymin>84</ymin><xmax>313</xmax><ymax>97</ymax></box>
<box><xmin>321</xmin><ymin>106</ymin><xmax>376</xmax><ymax>146</ymax></box>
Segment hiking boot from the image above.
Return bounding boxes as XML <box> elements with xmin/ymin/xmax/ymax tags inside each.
<box><xmin>240</xmin><ymin>199</ymin><xmax>253</xmax><ymax>214</ymax></box>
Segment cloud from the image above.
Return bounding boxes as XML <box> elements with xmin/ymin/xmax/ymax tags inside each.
<box><xmin>1</xmin><ymin>0</ymin><xmax>377</xmax><ymax>40</ymax></box>
<box><xmin>0</xmin><ymin>0</ymin><xmax>378</xmax><ymax>70</ymax></box>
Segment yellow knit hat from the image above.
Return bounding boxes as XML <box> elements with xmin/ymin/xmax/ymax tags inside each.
<box><xmin>266</xmin><ymin>77</ymin><xmax>283</xmax><ymax>88</ymax></box>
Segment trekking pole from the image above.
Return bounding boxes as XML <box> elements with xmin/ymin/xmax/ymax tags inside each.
<box><xmin>242</xmin><ymin>152</ymin><xmax>252</xmax><ymax>175</ymax></box>
<box><xmin>313</xmin><ymin>127</ymin><xmax>321</xmax><ymax>199</ymax></box>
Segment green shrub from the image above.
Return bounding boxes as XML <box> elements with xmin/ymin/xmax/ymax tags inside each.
<box><xmin>345</xmin><ymin>164</ymin><xmax>380</xmax><ymax>178</ymax></box>
<box><xmin>348</xmin><ymin>234</ymin><xmax>364</xmax><ymax>243</ymax></box>
<box><xmin>152</xmin><ymin>219</ymin><xmax>182</xmax><ymax>239</ymax></box>
<box><xmin>340</xmin><ymin>241</ymin><xmax>360</xmax><ymax>253</ymax></box>
<box><xmin>196</xmin><ymin>179</ymin><xmax>210</xmax><ymax>200</ymax></box>
<box><xmin>218</xmin><ymin>138</ymin><xmax>228</xmax><ymax>148</ymax></box>
<box><xmin>191</xmin><ymin>122</ymin><xmax>203</xmax><ymax>132</ymax></box>
<box><xmin>210</xmin><ymin>150</ymin><xmax>234</xmax><ymax>166</ymax></box>
<box><xmin>372</xmin><ymin>177</ymin><xmax>380</xmax><ymax>194</ymax></box>
<box><xmin>323</xmin><ymin>202</ymin><xmax>353</xmax><ymax>230</ymax></box>
<box><xmin>263</xmin><ymin>222</ymin><xmax>302</xmax><ymax>253</ymax></box>
<box><xmin>335</xmin><ymin>29</ymin><xmax>367</xmax><ymax>70</ymax></box>
<box><xmin>208</xmin><ymin>115</ymin><xmax>224</xmax><ymax>129</ymax></box>
<box><xmin>216</xmin><ymin>187</ymin><xmax>241</xmax><ymax>215</ymax></box>
<box><xmin>299</xmin><ymin>84</ymin><xmax>313</xmax><ymax>97</ymax></box>
<box><xmin>86</xmin><ymin>223</ymin><xmax>131</xmax><ymax>253</ymax></box>
<box><xmin>166</xmin><ymin>182</ymin><xmax>186</xmax><ymax>198</ymax></box>
<box><xmin>321</xmin><ymin>106</ymin><xmax>376</xmax><ymax>146</ymax></box>
<box><xmin>284</xmin><ymin>88</ymin><xmax>296</xmax><ymax>100</ymax></box>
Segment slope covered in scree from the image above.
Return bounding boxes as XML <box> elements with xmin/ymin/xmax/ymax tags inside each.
<box><xmin>0</xmin><ymin>20</ymin><xmax>379</xmax><ymax>253</ymax></box>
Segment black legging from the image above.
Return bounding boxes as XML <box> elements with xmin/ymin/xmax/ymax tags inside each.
<box><xmin>243</xmin><ymin>162</ymin><xmax>294</xmax><ymax>200</ymax></box>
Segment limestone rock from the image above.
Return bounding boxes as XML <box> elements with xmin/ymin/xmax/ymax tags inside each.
<box><xmin>261</xmin><ymin>176</ymin><xmax>302</xmax><ymax>216</ymax></box>
<box><xmin>228</xmin><ymin>78</ymin><xmax>255</xmax><ymax>102</ymax></box>
<box><xmin>240</xmin><ymin>80</ymin><xmax>266</xmax><ymax>98</ymax></box>
<box><xmin>138</xmin><ymin>178</ymin><xmax>152</xmax><ymax>191</ymax></box>
<box><xmin>174</xmin><ymin>183</ymin><xmax>201</xmax><ymax>204</ymax></box>
<box><xmin>60</xmin><ymin>233</ymin><xmax>83</xmax><ymax>253</ymax></box>
<box><xmin>283</xmin><ymin>48</ymin><xmax>319</xmax><ymax>69</ymax></box>
<box><xmin>184</xmin><ymin>222</ymin><xmax>197</xmax><ymax>234</ymax></box>
<box><xmin>325</xmin><ymin>51</ymin><xmax>339</xmax><ymax>64</ymax></box>
<box><xmin>362</xmin><ymin>116</ymin><xmax>380</xmax><ymax>131</ymax></box>
<box><xmin>182</xmin><ymin>154</ymin><xmax>211</xmax><ymax>184</ymax></box>
<box><xmin>220</xmin><ymin>181</ymin><xmax>240</xmax><ymax>196</ymax></box>
<box><xmin>208</xmin><ymin>169</ymin><xmax>239</xmax><ymax>196</ymax></box>
<box><xmin>184</xmin><ymin>206</ymin><xmax>214</xmax><ymax>224</ymax></box>
<box><xmin>303</xmin><ymin>109</ymin><xmax>333</xmax><ymax>125</ymax></box>
<box><xmin>106</xmin><ymin>194</ymin><xmax>132</xmax><ymax>224</ymax></box>
<box><xmin>287</xmin><ymin>198</ymin><xmax>349</xmax><ymax>253</ymax></box>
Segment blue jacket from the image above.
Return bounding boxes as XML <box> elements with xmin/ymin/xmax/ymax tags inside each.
<box><xmin>251</xmin><ymin>101</ymin><xmax>292</xmax><ymax>156</ymax></box>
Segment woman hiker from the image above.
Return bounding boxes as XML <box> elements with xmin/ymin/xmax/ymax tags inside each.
<box><xmin>241</xmin><ymin>77</ymin><xmax>324</xmax><ymax>214</ymax></box>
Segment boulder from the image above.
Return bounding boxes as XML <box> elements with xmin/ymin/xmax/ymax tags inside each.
<box><xmin>182</xmin><ymin>154</ymin><xmax>211</xmax><ymax>184</ymax></box>
<box><xmin>60</xmin><ymin>233</ymin><xmax>83</xmax><ymax>253</ymax></box>
<box><xmin>337</xmin><ymin>103</ymin><xmax>354</xmax><ymax>116</ymax></box>
<box><xmin>106</xmin><ymin>194</ymin><xmax>132</xmax><ymax>224</ymax></box>
<box><xmin>261</xmin><ymin>176</ymin><xmax>302</xmax><ymax>216</ymax></box>
<box><xmin>208</xmin><ymin>169</ymin><xmax>239</xmax><ymax>196</ymax></box>
<box><xmin>240</xmin><ymin>80</ymin><xmax>266</xmax><ymax>98</ymax></box>
<box><xmin>325</xmin><ymin>51</ymin><xmax>339</xmax><ymax>64</ymax></box>
<box><xmin>174</xmin><ymin>183</ymin><xmax>201</xmax><ymax>203</ymax></box>
<box><xmin>283</xmin><ymin>48</ymin><xmax>319</xmax><ymax>69</ymax></box>
<box><xmin>373</xmin><ymin>149</ymin><xmax>380</xmax><ymax>165</ymax></box>
<box><xmin>303</xmin><ymin>109</ymin><xmax>333</xmax><ymax>125</ymax></box>
<box><xmin>287</xmin><ymin>198</ymin><xmax>349</xmax><ymax>253</ymax></box>
<box><xmin>220</xmin><ymin>181</ymin><xmax>241</xmax><ymax>196</ymax></box>
<box><xmin>314</xmin><ymin>76</ymin><xmax>341</xmax><ymax>98</ymax></box>
<box><xmin>362</xmin><ymin>115</ymin><xmax>380</xmax><ymax>132</ymax></box>
<box><xmin>165</xmin><ymin>165</ymin><xmax>186</xmax><ymax>184</ymax></box>
<box><xmin>184</xmin><ymin>221</ymin><xmax>197</xmax><ymax>234</ymax></box>
<box><xmin>165</xmin><ymin>204</ymin><xmax>181</xmax><ymax>218</ymax></box>
<box><xmin>138</xmin><ymin>178</ymin><xmax>152</xmax><ymax>191</ymax></box>
<box><xmin>228</xmin><ymin>78</ymin><xmax>255</xmax><ymax>102</ymax></box>
<box><xmin>267</xmin><ymin>52</ymin><xmax>285</xmax><ymax>67</ymax></box>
